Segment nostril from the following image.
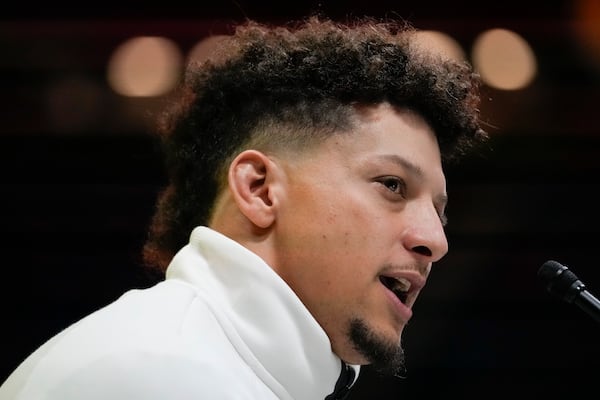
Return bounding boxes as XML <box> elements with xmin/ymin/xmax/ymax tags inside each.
<box><xmin>412</xmin><ymin>245</ymin><xmax>432</xmax><ymax>257</ymax></box>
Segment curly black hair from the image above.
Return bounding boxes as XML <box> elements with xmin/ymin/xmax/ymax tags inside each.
<box><xmin>142</xmin><ymin>16</ymin><xmax>488</xmax><ymax>272</ymax></box>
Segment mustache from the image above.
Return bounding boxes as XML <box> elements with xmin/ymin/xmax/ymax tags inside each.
<box><xmin>379</xmin><ymin>261</ymin><xmax>431</xmax><ymax>278</ymax></box>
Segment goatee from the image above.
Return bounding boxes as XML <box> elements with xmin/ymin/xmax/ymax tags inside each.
<box><xmin>349</xmin><ymin>318</ymin><xmax>407</xmax><ymax>377</ymax></box>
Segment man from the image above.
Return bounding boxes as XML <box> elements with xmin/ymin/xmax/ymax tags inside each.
<box><xmin>0</xmin><ymin>17</ymin><xmax>487</xmax><ymax>399</ymax></box>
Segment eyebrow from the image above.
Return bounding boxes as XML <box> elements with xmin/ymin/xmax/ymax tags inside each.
<box><xmin>377</xmin><ymin>153</ymin><xmax>449</xmax><ymax>218</ymax></box>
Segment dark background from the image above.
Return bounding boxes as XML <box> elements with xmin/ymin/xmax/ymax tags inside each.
<box><xmin>2</xmin><ymin>1</ymin><xmax>599</xmax><ymax>398</ymax></box>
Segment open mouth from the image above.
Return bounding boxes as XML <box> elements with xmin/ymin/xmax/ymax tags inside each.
<box><xmin>379</xmin><ymin>275</ymin><xmax>411</xmax><ymax>304</ymax></box>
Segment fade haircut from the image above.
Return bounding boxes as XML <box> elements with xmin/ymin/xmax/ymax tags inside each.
<box><xmin>142</xmin><ymin>16</ymin><xmax>488</xmax><ymax>271</ymax></box>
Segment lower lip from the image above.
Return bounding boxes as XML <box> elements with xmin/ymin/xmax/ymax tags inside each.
<box><xmin>382</xmin><ymin>285</ymin><xmax>413</xmax><ymax>322</ymax></box>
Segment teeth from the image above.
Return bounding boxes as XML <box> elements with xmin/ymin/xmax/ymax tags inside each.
<box><xmin>380</xmin><ymin>276</ymin><xmax>412</xmax><ymax>294</ymax></box>
<box><xmin>395</xmin><ymin>277</ymin><xmax>411</xmax><ymax>292</ymax></box>
<box><xmin>380</xmin><ymin>276</ymin><xmax>412</xmax><ymax>304</ymax></box>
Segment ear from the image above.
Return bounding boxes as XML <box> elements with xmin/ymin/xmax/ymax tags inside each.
<box><xmin>228</xmin><ymin>150</ymin><xmax>281</xmax><ymax>229</ymax></box>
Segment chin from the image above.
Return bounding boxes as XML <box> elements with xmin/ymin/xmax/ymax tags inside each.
<box><xmin>347</xmin><ymin>318</ymin><xmax>407</xmax><ymax>376</ymax></box>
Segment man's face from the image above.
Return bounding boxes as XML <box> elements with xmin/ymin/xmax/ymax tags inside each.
<box><xmin>272</xmin><ymin>104</ymin><xmax>448</xmax><ymax>373</ymax></box>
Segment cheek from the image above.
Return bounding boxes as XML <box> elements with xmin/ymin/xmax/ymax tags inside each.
<box><xmin>317</xmin><ymin>216</ymin><xmax>381</xmax><ymax>281</ymax></box>
<box><xmin>321</xmin><ymin>200</ymin><xmax>385</xmax><ymax>249</ymax></box>
<box><xmin>286</xmin><ymin>180</ymin><xmax>390</xmax><ymax>263</ymax></box>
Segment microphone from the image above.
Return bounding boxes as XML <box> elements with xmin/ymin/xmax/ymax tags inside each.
<box><xmin>538</xmin><ymin>260</ymin><xmax>600</xmax><ymax>324</ymax></box>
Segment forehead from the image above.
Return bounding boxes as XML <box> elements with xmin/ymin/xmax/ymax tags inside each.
<box><xmin>275</xmin><ymin>103</ymin><xmax>443</xmax><ymax>180</ymax></box>
<box><xmin>338</xmin><ymin>104</ymin><xmax>441</xmax><ymax>163</ymax></box>
<box><xmin>321</xmin><ymin>104</ymin><xmax>445</xmax><ymax>185</ymax></box>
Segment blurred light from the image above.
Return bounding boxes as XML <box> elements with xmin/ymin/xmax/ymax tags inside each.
<box><xmin>107</xmin><ymin>36</ymin><xmax>183</xmax><ymax>97</ymax></box>
<box><xmin>187</xmin><ymin>35</ymin><xmax>229</xmax><ymax>66</ymax></box>
<box><xmin>471</xmin><ymin>28</ymin><xmax>537</xmax><ymax>90</ymax></box>
<box><xmin>572</xmin><ymin>0</ymin><xmax>600</xmax><ymax>68</ymax></box>
<box><xmin>411</xmin><ymin>30</ymin><xmax>466</xmax><ymax>62</ymax></box>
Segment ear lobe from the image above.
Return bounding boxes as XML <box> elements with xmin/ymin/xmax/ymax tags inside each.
<box><xmin>228</xmin><ymin>150</ymin><xmax>278</xmax><ymax>229</ymax></box>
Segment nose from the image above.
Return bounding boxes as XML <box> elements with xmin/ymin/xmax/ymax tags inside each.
<box><xmin>402</xmin><ymin>202</ymin><xmax>449</xmax><ymax>263</ymax></box>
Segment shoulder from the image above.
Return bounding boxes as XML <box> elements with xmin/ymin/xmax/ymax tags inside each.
<box><xmin>2</xmin><ymin>281</ymin><xmax>272</xmax><ymax>399</ymax></box>
<box><xmin>5</xmin><ymin>349</ymin><xmax>268</xmax><ymax>399</ymax></box>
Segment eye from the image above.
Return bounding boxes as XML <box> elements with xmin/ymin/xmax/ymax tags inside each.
<box><xmin>377</xmin><ymin>176</ymin><xmax>407</xmax><ymax>197</ymax></box>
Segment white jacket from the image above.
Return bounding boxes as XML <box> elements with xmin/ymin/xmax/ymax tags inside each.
<box><xmin>0</xmin><ymin>226</ymin><xmax>359</xmax><ymax>399</ymax></box>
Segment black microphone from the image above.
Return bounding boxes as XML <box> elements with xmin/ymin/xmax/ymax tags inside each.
<box><xmin>538</xmin><ymin>260</ymin><xmax>600</xmax><ymax>324</ymax></box>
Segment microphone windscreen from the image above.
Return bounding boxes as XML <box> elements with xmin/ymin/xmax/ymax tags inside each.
<box><xmin>538</xmin><ymin>260</ymin><xmax>583</xmax><ymax>302</ymax></box>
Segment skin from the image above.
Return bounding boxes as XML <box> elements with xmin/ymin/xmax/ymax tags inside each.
<box><xmin>210</xmin><ymin>102</ymin><xmax>449</xmax><ymax>368</ymax></box>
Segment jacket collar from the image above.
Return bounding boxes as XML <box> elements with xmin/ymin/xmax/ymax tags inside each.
<box><xmin>166</xmin><ymin>226</ymin><xmax>359</xmax><ymax>399</ymax></box>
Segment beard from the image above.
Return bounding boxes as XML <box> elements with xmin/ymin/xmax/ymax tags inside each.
<box><xmin>348</xmin><ymin>317</ymin><xmax>407</xmax><ymax>377</ymax></box>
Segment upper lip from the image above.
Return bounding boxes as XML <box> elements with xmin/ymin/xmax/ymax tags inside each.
<box><xmin>379</xmin><ymin>270</ymin><xmax>427</xmax><ymax>308</ymax></box>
